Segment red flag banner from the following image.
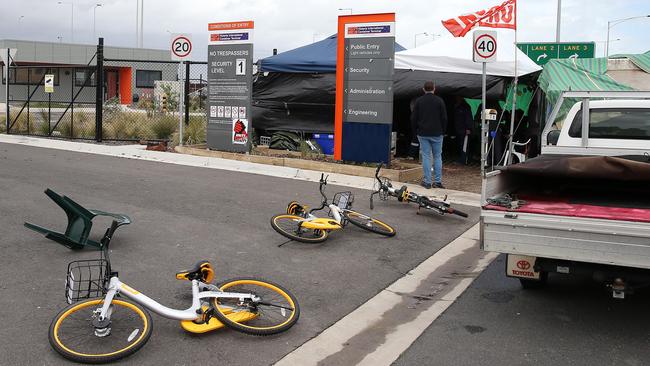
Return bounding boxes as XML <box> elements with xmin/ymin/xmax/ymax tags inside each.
<box><xmin>441</xmin><ymin>0</ymin><xmax>516</xmax><ymax>38</ymax></box>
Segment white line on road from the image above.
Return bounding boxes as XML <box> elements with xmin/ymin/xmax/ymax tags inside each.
<box><xmin>275</xmin><ymin>224</ymin><xmax>498</xmax><ymax>366</ymax></box>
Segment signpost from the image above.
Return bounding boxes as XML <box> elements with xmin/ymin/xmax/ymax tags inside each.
<box><xmin>170</xmin><ymin>34</ymin><xmax>193</xmax><ymax>145</ymax></box>
<box><xmin>206</xmin><ymin>21</ymin><xmax>254</xmax><ymax>153</ymax></box>
<box><xmin>335</xmin><ymin>13</ymin><xmax>396</xmax><ymax>163</ymax></box>
<box><xmin>473</xmin><ymin>30</ymin><xmax>497</xmax><ymax>178</ymax></box>
<box><xmin>517</xmin><ymin>42</ymin><xmax>595</xmax><ymax>65</ymax></box>
<box><xmin>0</xmin><ymin>48</ymin><xmax>17</xmax><ymax>133</ymax></box>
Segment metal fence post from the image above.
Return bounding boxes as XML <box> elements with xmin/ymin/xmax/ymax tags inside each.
<box><xmin>95</xmin><ymin>37</ymin><xmax>104</xmax><ymax>142</ymax></box>
<box><xmin>184</xmin><ymin>61</ymin><xmax>190</xmax><ymax>126</ymax></box>
<box><xmin>5</xmin><ymin>49</ymin><xmax>9</xmax><ymax>133</ymax></box>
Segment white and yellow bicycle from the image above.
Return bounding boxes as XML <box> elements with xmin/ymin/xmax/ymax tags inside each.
<box><xmin>271</xmin><ymin>173</ymin><xmax>396</xmax><ymax>243</ymax></box>
<box><xmin>48</xmin><ymin>221</ymin><xmax>300</xmax><ymax>364</ymax></box>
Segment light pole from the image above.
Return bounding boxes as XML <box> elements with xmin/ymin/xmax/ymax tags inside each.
<box><xmin>57</xmin><ymin>1</ymin><xmax>74</xmax><ymax>43</ymax></box>
<box><xmin>338</xmin><ymin>8</ymin><xmax>352</xmax><ymax>15</ymax></box>
<box><xmin>414</xmin><ymin>32</ymin><xmax>428</xmax><ymax>47</ymax></box>
<box><xmin>556</xmin><ymin>0</ymin><xmax>562</xmax><ymax>42</ymax></box>
<box><xmin>606</xmin><ymin>15</ymin><xmax>650</xmax><ymax>56</ymax></box>
<box><xmin>596</xmin><ymin>38</ymin><xmax>620</xmax><ymax>56</ymax></box>
<box><xmin>93</xmin><ymin>3</ymin><xmax>102</xmax><ymax>42</ymax></box>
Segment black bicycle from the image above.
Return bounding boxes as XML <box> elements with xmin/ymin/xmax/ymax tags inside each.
<box><xmin>370</xmin><ymin>164</ymin><xmax>469</xmax><ymax>218</ymax></box>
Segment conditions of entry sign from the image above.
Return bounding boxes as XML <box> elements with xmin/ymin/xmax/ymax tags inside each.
<box><xmin>206</xmin><ymin>21</ymin><xmax>254</xmax><ymax>152</ymax></box>
<box><xmin>335</xmin><ymin>13</ymin><xmax>396</xmax><ymax>163</ymax></box>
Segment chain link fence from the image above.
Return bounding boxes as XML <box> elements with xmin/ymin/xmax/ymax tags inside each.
<box><xmin>4</xmin><ymin>64</ymin><xmax>98</xmax><ymax>139</ymax></box>
<box><xmin>100</xmin><ymin>59</ymin><xmax>207</xmax><ymax>144</ymax></box>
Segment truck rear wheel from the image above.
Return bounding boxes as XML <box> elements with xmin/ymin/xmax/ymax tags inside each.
<box><xmin>519</xmin><ymin>272</ymin><xmax>548</xmax><ymax>289</ymax></box>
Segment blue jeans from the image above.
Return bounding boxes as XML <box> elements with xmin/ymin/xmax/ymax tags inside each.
<box><xmin>418</xmin><ymin>135</ymin><xmax>443</xmax><ymax>184</ymax></box>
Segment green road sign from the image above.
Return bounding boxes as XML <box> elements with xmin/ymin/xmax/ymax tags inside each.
<box><xmin>517</xmin><ymin>42</ymin><xmax>595</xmax><ymax>66</ymax></box>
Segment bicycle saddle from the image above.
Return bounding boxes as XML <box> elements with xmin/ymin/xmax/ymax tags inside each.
<box><xmin>176</xmin><ymin>260</ymin><xmax>214</xmax><ymax>283</ymax></box>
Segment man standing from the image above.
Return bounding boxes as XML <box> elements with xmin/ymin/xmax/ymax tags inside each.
<box><xmin>411</xmin><ymin>81</ymin><xmax>447</xmax><ymax>189</ymax></box>
<box><xmin>453</xmin><ymin>96</ymin><xmax>474</xmax><ymax>165</ymax></box>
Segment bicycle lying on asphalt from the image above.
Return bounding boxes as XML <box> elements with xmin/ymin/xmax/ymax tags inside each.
<box><xmin>271</xmin><ymin>173</ymin><xmax>396</xmax><ymax>243</ymax></box>
<box><xmin>49</xmin><ymin>221</ymin><xmax>300</xmax><ymax>364</ymax></box>
<box><xmin>370</xmin><ymin>164</ymin><xmax>469</xmax><ymax>218</ymax></box>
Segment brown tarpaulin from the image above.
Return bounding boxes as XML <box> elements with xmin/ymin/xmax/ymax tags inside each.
<box><xmin>500</xmin><ymin>155</ymin><xmax>650</xmax><ymax>182</ymax></box>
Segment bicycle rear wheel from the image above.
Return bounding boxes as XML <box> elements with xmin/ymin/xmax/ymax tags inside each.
<box><xmin>49</xmin><ymin>298</ymin><xmax>152</xmax><ymax>364</ymax></box>
<box><xmin>212</xmin><ymin>278</ymin><xmax>300</xmax><ymax>336</ymax></box>
<box><xmin>270</xmin><ymin>214</ymin><xmax>328</xmax><ymax>243</ymax></box>
<box><xmin>344</xmin><ymin>210</ymin><xmax>396</xmax><ymax>237</ymax></box>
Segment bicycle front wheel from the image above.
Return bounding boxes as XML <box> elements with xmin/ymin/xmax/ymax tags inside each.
<box><xmin>344</xmin><ymin>210</ymin><xmax>396</xmax><ymax>237</ymax></box>
<box><xmin>270</xmin><ymin>214</ymin><xmax>328</xmax><ymax>243</ymax></box>
<box><xmin>49</xmin><ymin>298</ymin><xmax>153</xmax><ymax>364</ymax></box>
<box><xmin>212</xmin><ymin>278</ymin><xmax>300</xmax><ymax>336</ymax></box>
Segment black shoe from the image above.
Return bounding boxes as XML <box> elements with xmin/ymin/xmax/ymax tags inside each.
<box><xmin>433</xmin><ymin>182</ymin><xmax>446</xmax><ymax>189</ymax></box>
<box><xmin>420</xmin><ymin>182</ymin><xmax>432</xmax><ymax>189</ymax></box>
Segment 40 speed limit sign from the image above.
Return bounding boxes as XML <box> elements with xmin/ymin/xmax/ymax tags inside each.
<box><xmin>473</xmin><ymin>31</ymin><xmax>497</xmax><ymax>63</ymax></box>
<box><xmin>171</xmin><ymin>34</ymin><xmax>193</xmax><ymax>61</ymax></box>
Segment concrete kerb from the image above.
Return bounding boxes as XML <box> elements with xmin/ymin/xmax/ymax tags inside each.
<box><xmin>0</xmin><ymin>134</ymin><xmax>480</xmax><ymax>207</ymax></box>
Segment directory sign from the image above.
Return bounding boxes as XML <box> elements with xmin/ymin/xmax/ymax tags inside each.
<box><xmin>206</xmin><ymin>21</ymin><xmax>254</xmax><ymax>152</ymax></box>
<box><xmin>335</xmin><ymin>14</ymin><xmax>396</xmax><ymax>163</ymax></box>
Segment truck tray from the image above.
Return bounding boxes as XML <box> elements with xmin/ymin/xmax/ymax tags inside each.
<box><xmin>482</xmin><ymin>209</ymin><xmax>650</xmax><ymax>269</ymax></box>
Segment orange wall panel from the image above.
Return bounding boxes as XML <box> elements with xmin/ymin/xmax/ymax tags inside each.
<box><xmin>119</xmin><ymin>67</ymin><xmax>132</xmax><ymax>105</ymax></box>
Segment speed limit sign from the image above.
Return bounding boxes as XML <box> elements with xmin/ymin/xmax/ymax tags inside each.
<box><xmin>473</xmin><ymin>31</ymin><xmax>497</xmax><ymax>63</ymax></box>
<box><xmin>170</xmin><ymin>34</ymin><xmax>193</xmax><ymax>61</ymax></box>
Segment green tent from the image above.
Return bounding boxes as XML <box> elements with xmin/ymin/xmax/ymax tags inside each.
<box><xmin>536</xmin><ymin>54</ymin><xmax>649</xmax><ymax>107</ymax></box>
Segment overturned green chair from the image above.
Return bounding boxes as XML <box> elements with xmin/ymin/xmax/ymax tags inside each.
<box><xmin>24</xmin><ymin>189</ymin><xmax>131</xmax><ymax>250</ymax></box>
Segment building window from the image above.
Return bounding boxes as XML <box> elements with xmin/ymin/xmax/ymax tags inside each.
<box><xmin>136</xmin><ymin>70</ymin><xmax>162</xmax><ymax>88</ymax></box>
<box><xmin>3</xmin><ymin>67</ymin><xmax>60</xmax><ymax>86</ymax></box>
<box><xmin>74</xmin><ymin>68</ymin><xmax>96</xmax><ymax>87</ymax></box>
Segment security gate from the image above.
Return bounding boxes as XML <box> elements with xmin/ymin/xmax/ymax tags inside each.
<box><xmin>4</xmin><ymin>52</ymin><xmax>100</xmax><ymax>140</ymax></box>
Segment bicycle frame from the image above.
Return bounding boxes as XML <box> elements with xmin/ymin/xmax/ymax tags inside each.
<box><xmin>299</xmin><ymin>204</ymin><xmax>344</xmax><ymax>230</ymax></box>
<box><xmin>97</xmin><ymin>276</ymin><xmax>258</xmax><ymax>322</ymax></box>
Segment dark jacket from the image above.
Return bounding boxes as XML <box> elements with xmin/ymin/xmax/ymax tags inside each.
<box><xmin>411</xmin><ymin>93</ymin><xmax>448</xmax><ymax>137</ymax></box>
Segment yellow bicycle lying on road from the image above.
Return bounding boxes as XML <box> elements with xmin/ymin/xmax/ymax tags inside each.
<box><xmin>48</xmin><ymin>221</ymin><xmax>300</xmax><ymax>364</ymax></box>
<box><xmin>271</xmin><ymin>174</ymin><xmax>396</xmax><ymax>243</ymax></box>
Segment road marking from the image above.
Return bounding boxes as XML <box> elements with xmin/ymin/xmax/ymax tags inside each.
<box><xmin>275</xmin><ymin>224</ymin><xmax>497</xmax><ymax>366</ymax></box>
<box><xmin>0</xmin><ymin>135</ymin><xmax>479</xmax><ymax>207</ymax></box>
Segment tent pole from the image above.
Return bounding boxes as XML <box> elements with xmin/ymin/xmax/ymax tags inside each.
<box><xmin>506</xmin><ymin>4</ymin><xmax>519</xmax><ymax>166</ymax></box>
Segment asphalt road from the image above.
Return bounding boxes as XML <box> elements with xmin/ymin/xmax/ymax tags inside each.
<box><xmin>0</xmin><ymin>142</ymin><xmax>477</xmax><ymax>365</ymax></box>
<box><xmin>394</xmin><ymin>255</ymin><xmax>650</xmax><ymax>366</ymax></box>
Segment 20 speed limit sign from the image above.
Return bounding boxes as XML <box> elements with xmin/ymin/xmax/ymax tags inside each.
<box><xmin>473</xmin><ymin>31</ymin><xmax>497</xmax><ymax>63</ymax></box>
<box><xmin>171</xmin><ymin>34</ymin><xmax>192</xmax><ymax>61</ymax></box>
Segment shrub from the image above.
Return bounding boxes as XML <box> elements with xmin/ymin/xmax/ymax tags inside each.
<box><xmin>103</xmin><ymin>111</ymin><xmax>151</xmax><ymax>140</ymax></box>
<box><xmin>5</xmin><ymin>111</ymin><xmax>29</xmax><ymax>133</ymax></box>
<box><xmin>150</xmin><ymin>114</ymin><xmax>178</xmax><ymax>140</ymax></box>
<box><xmin>170</xmin><ymin>115</ymin><xmax>206</xmax><ymax>147</ymax></box>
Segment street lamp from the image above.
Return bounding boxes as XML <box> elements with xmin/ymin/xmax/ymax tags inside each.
<box><xmin>606</xmin><ymin>15</ymin><xmax>650</xmax><ymax>56</ymax></box>
<box><xmin>338</xmin><ymin>8</ymin><xmax>352</xmax><ymax>15</ymax></box>
<box><xmin>57</xmin><ymin>1</ymin><xmax>74</xmax><ymax>43</ymax></box>
<box><xmin>596</xmin><ymin>38</ymin><xmax>620</xmax><ymax>56</ymax></box>
<box><xmin>414</xmin><ymin>32</ymin><xmax>428</xmax><ymax>47</ymax></box>
<box><xmin>93</xmin><ymin>3</ymin><xmax>102</xmax><ymax>42</ymax></box>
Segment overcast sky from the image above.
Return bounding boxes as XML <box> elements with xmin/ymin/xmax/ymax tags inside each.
<box><xmin>1</xmin><ymin>0</ymin><xmax>649</xmax><ymax>61</ymax></box>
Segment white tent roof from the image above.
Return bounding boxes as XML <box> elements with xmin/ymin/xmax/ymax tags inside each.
<box><xmin>395</xmin><ymin>31</ymin><xmax>541</xmax><ymax>77</ymax></box>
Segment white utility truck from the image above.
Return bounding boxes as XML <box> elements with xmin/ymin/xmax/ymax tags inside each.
<box><xmin>481</xmin><ymin>91</ymin><xmax>650</xmax><ymax>298</ymax></box>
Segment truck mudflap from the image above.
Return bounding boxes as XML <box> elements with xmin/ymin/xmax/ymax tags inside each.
<box><xmin>506</xmin><ymin>255</ymin><xmax>541</xmax><ymax>280</ymax></box>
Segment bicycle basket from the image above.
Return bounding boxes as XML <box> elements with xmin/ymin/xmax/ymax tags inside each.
<box><xmin>333</xmin><ymin>192</ymin><xmax>354</xmax><ymax>210</ymax></box>
<box><xmin>65</xmin><ymin>259</ymin><xmax>110</xmax><ymax>304</ymax></box>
